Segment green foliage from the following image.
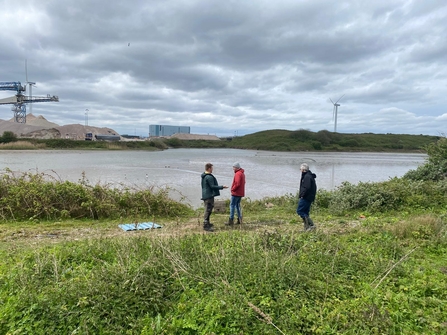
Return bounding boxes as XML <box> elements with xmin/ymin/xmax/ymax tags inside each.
<box><xmin>0</xmin><ymin>131</ymin><xmax>18</xmax><ymax>143</ymax></box>
<box><xmin>405</xmin><ymin>137</ymin><xmax>447</xmax><ymax>181</ymax></box>
<box><xmin>0</xmin><ymin>170</ymin><xmax>192</xmax><ymax>221</ymax></box>
<box><xmin>163</xmin><ymin>137</ymin><xmax>182</xmax><ymax>148</ymax></box>
<box><xmin>319</xmin><ymin>178</ymin><xmax>447</xmax><ymax>215</ymax></box>
<box><xmin>3</xmin><ymin>130</ymin><xmax>437</xmax><ymax>152</ymax></box>
<box><xmin>289</xmin><ymin>129</ymin><xmax>313</xmax><ymax>141</ymax></box>
<box><xmin>229</xmin><ymin>130</ymin><xmax>437</xmax><ymax>152</ymax></box>
<box><xmin>1</xmin><ymin>227</ymin><xmax>446</xmax><ymax>334</ymax></box>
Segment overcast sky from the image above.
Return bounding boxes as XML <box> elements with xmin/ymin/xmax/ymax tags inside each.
<box><xmin>0</xmin><ymin>0</ymin><xmax>446</xmax><ymax>137</ymax></box>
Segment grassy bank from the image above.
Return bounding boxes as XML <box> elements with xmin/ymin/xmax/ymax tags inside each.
<box><xmin>0</xmin><ymin>210</ymin><xmax>446</xmax><ymax>334</ymax></box>
<box><xmin>0</xmin><ymin>138</ymin><xmax>446</xmax><ymax>334</ymax></box>
<box><xmin>1</xmin><ymin>129</ymin><xmax>439</xmax><ymax>152</ymax></box>
<box><xmin>228</xmin><ymin>129</ymin><xmax>439</xmax><ymax>152</ymax></box>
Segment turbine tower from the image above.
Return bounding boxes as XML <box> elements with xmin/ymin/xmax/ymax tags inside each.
<box><xmin>25</xmin><ymin>59</ymin><xmax>36</xmax><ymax>115</ymax></box>
<box><xmin>330</xmin><ymin>94</ymin><xmax>344</xmax><ymax>132</ymax></box>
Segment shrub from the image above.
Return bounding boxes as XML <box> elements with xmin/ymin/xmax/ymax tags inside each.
<box><xmin>310</xmin><ymin>140</ymin><xmax>322</xmax><ymax>150</ymax></box>
<box><xmin>324</xmin><ymin>178</ymin><xmax>447</xmax><ymax>215</ymax></box>
<box><xmin>0</xmin><ymin>131</ymin><xmax>18</xmax><ymax>143</ymax></box>
<box><xmin>0</xmin><ymin>170</ymin><xmax>192</xmax><ymax>221</ymax></box>
<box><xmin>404</xmin><ymin>137</ymin><xmax>447</xmax><ymax>181</ymax></box>
<box><xmin>289</xmin><ymin>129</ymin><xmax>314</xmax><ymax>141</ymax></box>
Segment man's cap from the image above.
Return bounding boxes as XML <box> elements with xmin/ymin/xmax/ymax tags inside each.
<box><xmin>233</xmin><ymin>162</ymin><xmax>241</xmax><ymax>169</ymax></box>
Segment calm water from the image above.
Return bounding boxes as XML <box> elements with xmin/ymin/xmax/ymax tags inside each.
<box><xmin>0</xmin><ymin>149</ymin><xmax>426</xmax><ymax>208</ymax></box>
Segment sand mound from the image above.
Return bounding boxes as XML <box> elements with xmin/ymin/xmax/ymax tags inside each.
<box><xmin>0</xmin><ymin>114</ymin><xmax>120</xmax><ymax>140</ymax></box>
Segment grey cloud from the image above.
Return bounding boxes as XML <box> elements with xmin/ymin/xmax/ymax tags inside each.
<box><xmin>0</xmin><ymin>0</ymin><xmax>446</xmax><ymax>136</ymax></box>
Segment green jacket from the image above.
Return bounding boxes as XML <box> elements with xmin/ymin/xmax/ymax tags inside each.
<box><xmin>201</xmin><ymin>172</ymin><xmax>223</xmax><ymax>200</ymax></box>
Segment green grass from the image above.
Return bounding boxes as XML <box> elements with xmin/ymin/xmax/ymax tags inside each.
<box><xmin>0</xmin><ymin>211</ymin><xmax>446</xmax><ymax>334</ymax></box>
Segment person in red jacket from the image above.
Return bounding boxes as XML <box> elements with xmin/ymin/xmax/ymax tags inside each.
<box><xmin>227</xmin><ymin>162</ymin><xmax>245</xmax><ymax>225</ymax></box>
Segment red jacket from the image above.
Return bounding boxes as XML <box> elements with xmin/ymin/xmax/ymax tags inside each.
<box><xmin>231</xmin><ymin>168</ymin><xmax>245</xmax><ymax>197</ymax></box>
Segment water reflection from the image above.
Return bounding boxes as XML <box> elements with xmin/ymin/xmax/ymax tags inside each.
<box><xmin>0</xmin><ymin>149</ymin><xmax>426</xmax><ymax>208</ymax></box>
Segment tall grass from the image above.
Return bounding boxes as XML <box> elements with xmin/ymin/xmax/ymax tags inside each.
<box><xmin>0</xmin><ymin>141</ymin><xmax>45</xmax><ymax>149</ymax></box>
<box><xmin>0</xmin><ymin>223</ymin><xmax>445</xmax><ymax>334</ymax></box>
<box><xmin>0</xmin><ymin>169</ymin><xmax>192</xmax><ymax>221</ymax></box>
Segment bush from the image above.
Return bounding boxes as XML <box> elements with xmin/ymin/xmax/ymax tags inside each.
<box><xmin>404</xmin><ymin>137</ymin><xmax>447</xmax><ymax>181</ymax></box>
<box><xmin>289</xmin><ymin>129</ymin><xmax>314</xmax><ymax>141</ymax></box>
<box><xmin>0</xmin><ymin>131</ymin><xmax>18</xmax><ymax>143</ymax></box>
<box><xmin>0</xmin><ymin>170</ymin><xmax>192</xmax><ymax>221</ymax></box>
<box><xmin>323</xmin><ymin>178</ymin><xmax>447</xmax><ymax>215</ymax></box>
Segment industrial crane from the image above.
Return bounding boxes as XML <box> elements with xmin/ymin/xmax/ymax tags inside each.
<box><xmin>0</xmin><ymin>81</ymin><xmax>58</xmax><ymax>123</ymax></box>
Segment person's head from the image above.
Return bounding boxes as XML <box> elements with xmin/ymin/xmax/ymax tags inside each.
<box><xmin>300</xmin><ymin>163</ymin><xmax>309</xmax><ymax>172</ymax></box>
<box><xmin>233</xmin><ymin>162</ymin><xmax>241</xmax><ymax>171</ymax></box>
<box><xmin>205</xmin><ymin>163</ymin><xmax>213</xmax><ymax>172</ymax></box>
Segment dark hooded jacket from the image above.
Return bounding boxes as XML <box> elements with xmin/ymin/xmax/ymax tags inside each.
<box><xmin>299</xmin><ymin>170</ymin><xmax>317</xmax><ymax>202</ymax></box>
<box><xmin>201</xmin><ymin>172</ymin><xmax>223</xmax><ymax>200</ymax></box>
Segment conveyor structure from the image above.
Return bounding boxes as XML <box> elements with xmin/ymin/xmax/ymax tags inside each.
<box><xmin>0</xmin><ymin>81</ymin><xmax>58</xmax><ymax>123</ymax></box>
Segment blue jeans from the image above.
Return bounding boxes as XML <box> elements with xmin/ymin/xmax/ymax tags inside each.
<box><xmin>229</xmin><ymin>196</ymin><xmax>242</xmax><ymax>219</ymax></box>
<box><xmin>297</xmin><ymin>198</ymin><xmax>312</xmax><ymax>218</ymax></box>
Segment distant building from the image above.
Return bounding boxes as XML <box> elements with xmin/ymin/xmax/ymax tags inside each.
<box><xmin>149</xmin><ymin>125</ymin><xmax>190</xmax><ymax>137</ymax></box>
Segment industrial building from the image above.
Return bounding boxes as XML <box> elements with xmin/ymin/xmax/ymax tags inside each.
<box><xmin>149</xmin><ymin>125</ymin><xmax>190</xmax><ymax>137</ymax></box>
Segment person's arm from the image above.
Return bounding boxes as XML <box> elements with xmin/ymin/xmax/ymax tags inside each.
<box><xmin>231</xmin><ymin>174</ymin><xmax>241</xmax><ymax>193</ymax></box>
<box><xmin>299</xmin><ymin>175</ymin><xmax>311</xmax><ymax>198</ymax></box>
<box><xmin>207</xmin><ymin>175</ymin><xmax>227</xmax><ymax>190</ymax></box>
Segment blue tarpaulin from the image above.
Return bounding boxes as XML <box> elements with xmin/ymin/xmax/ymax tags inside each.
<box><xmin>119</xmin><ymin>222</ymin><xmax>162</xmax><ymax>231</ymax></box>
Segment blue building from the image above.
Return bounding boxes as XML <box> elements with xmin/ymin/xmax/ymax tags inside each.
<box><xmin>149</xmin><ymin>125</ymin><xmax>190</xmax><ymax>137</ymax></box>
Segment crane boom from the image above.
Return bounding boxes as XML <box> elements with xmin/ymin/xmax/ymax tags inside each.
<box><xmin>0</xmin><ymin>82</ymin><xmax>26</xmax><ymax>92</ymax></box>
<box><xmin>0</xmin><ymin>81</ymin><xmax>58</xmax><ymax>123</ymax></box>
<box><xmin>0</xmin><ymin>95</ymin><xmax>59</xmax><ymax>104</ymax></box>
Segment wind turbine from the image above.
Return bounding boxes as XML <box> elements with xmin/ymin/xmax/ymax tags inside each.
<box><xmin>25</xmin><ymin>59</ymin><xmax>36</xmax><ymax>115</ymax></box>
<box><xmin>330</xmin><ymin>94</ymin><xmax>344</xmax><ymax>132</ymax></box>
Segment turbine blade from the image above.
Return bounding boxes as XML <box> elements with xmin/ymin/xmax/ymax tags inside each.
<box><xmin>335</xmin><ymin>94</ymin><xmax>345</xmax><ymax>104</ymax></box>
<box><xmin>329</xmin><ymin>98</ymin><xmax>335</xmax><ymax>104</ymax></box>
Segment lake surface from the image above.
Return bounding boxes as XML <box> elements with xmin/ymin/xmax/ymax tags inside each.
<box><xmin>0</xmin><ymin>149</ymin><xmax>426</xmax><ymax>208</ymax></box>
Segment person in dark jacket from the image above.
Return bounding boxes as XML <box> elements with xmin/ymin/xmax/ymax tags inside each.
<box><xmin>296</xmin><ymin>163</ymin><xmax>317</xmax><ymax>231</ymax></box>
<box><xmin>227</xmin><ymin>162</ymin><xmax>245</xmax><ymax>225</ymax></box>
<box><xmin>201</xmin><ymin>162</ymin><xmax>228</xmax><ymax>231</ymax></box>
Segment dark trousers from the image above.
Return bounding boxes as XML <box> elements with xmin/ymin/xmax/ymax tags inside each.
<box><xmin>203</xmin><ymin>197</ymin><xmax>215</xmax><ymax>223</ymax></box>
<box><xmin>297</xmin><ymin>198</ymin><xmax>312</xmax><ymax>218</ymax></box>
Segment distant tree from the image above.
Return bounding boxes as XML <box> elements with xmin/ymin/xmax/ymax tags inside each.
<box><xmin>0</xmin><ymin>131</ymin><xmax>18</xmax><ymax>143</ymax></box>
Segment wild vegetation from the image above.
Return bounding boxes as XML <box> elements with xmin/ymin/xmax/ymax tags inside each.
<box><xmin>228</xmin><ymin>129</ymin><xmax>439</xmax><ymax>152</ymax></box>
<box><xmin>0</xmin><ymin>129</ymin><xmax>439</xmax><ymax>152</ymax></box>
<box><xmin>0</xmin><ymin>169</ymin><xmax>191</xmax><ymax>221</ymax></box>
<box><xmin>0</xmin><ymin>138</ymin><xmax>446</xmax><ymax>334</ymax></box>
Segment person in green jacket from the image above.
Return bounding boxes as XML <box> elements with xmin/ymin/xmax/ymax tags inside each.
<box><xmin>201</xmin><ymin>162</ymin><xmax>228</xmax><ymax>231</ymax></box>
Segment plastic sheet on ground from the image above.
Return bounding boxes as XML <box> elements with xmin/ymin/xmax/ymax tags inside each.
<box><xmin>118</xmin><ymin>222</ymin><xmax>162</xmax><ymax>231</ymax></box>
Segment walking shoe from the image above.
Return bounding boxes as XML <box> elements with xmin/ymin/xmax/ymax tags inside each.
<box><xmin>302</xmin><ymin>217</ymin><xmax>310</xmax><ymax>230</ymax></box>
<box><xmin>203</xmin><ymin>220</ymin><xmax>214</xmax><ymax>227</ymax></box>
<box><xmin>226</xmin><ymin>218</ymin><xmax>234</xmax><ymax>225</ymax></box>
<box><xmin>236</xmin><ymin>217</ymin><xmax>242</xmax><ymax>224</ymax></box>
<box><xmin>203</xmin><ymin>223</ymin><xmax>214</xmax><ymax>232</ymax></box>
<box><xmin>307</xmin><ymin>217</ymin><xmax>316</xmax><ymax>230</ymax></box>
